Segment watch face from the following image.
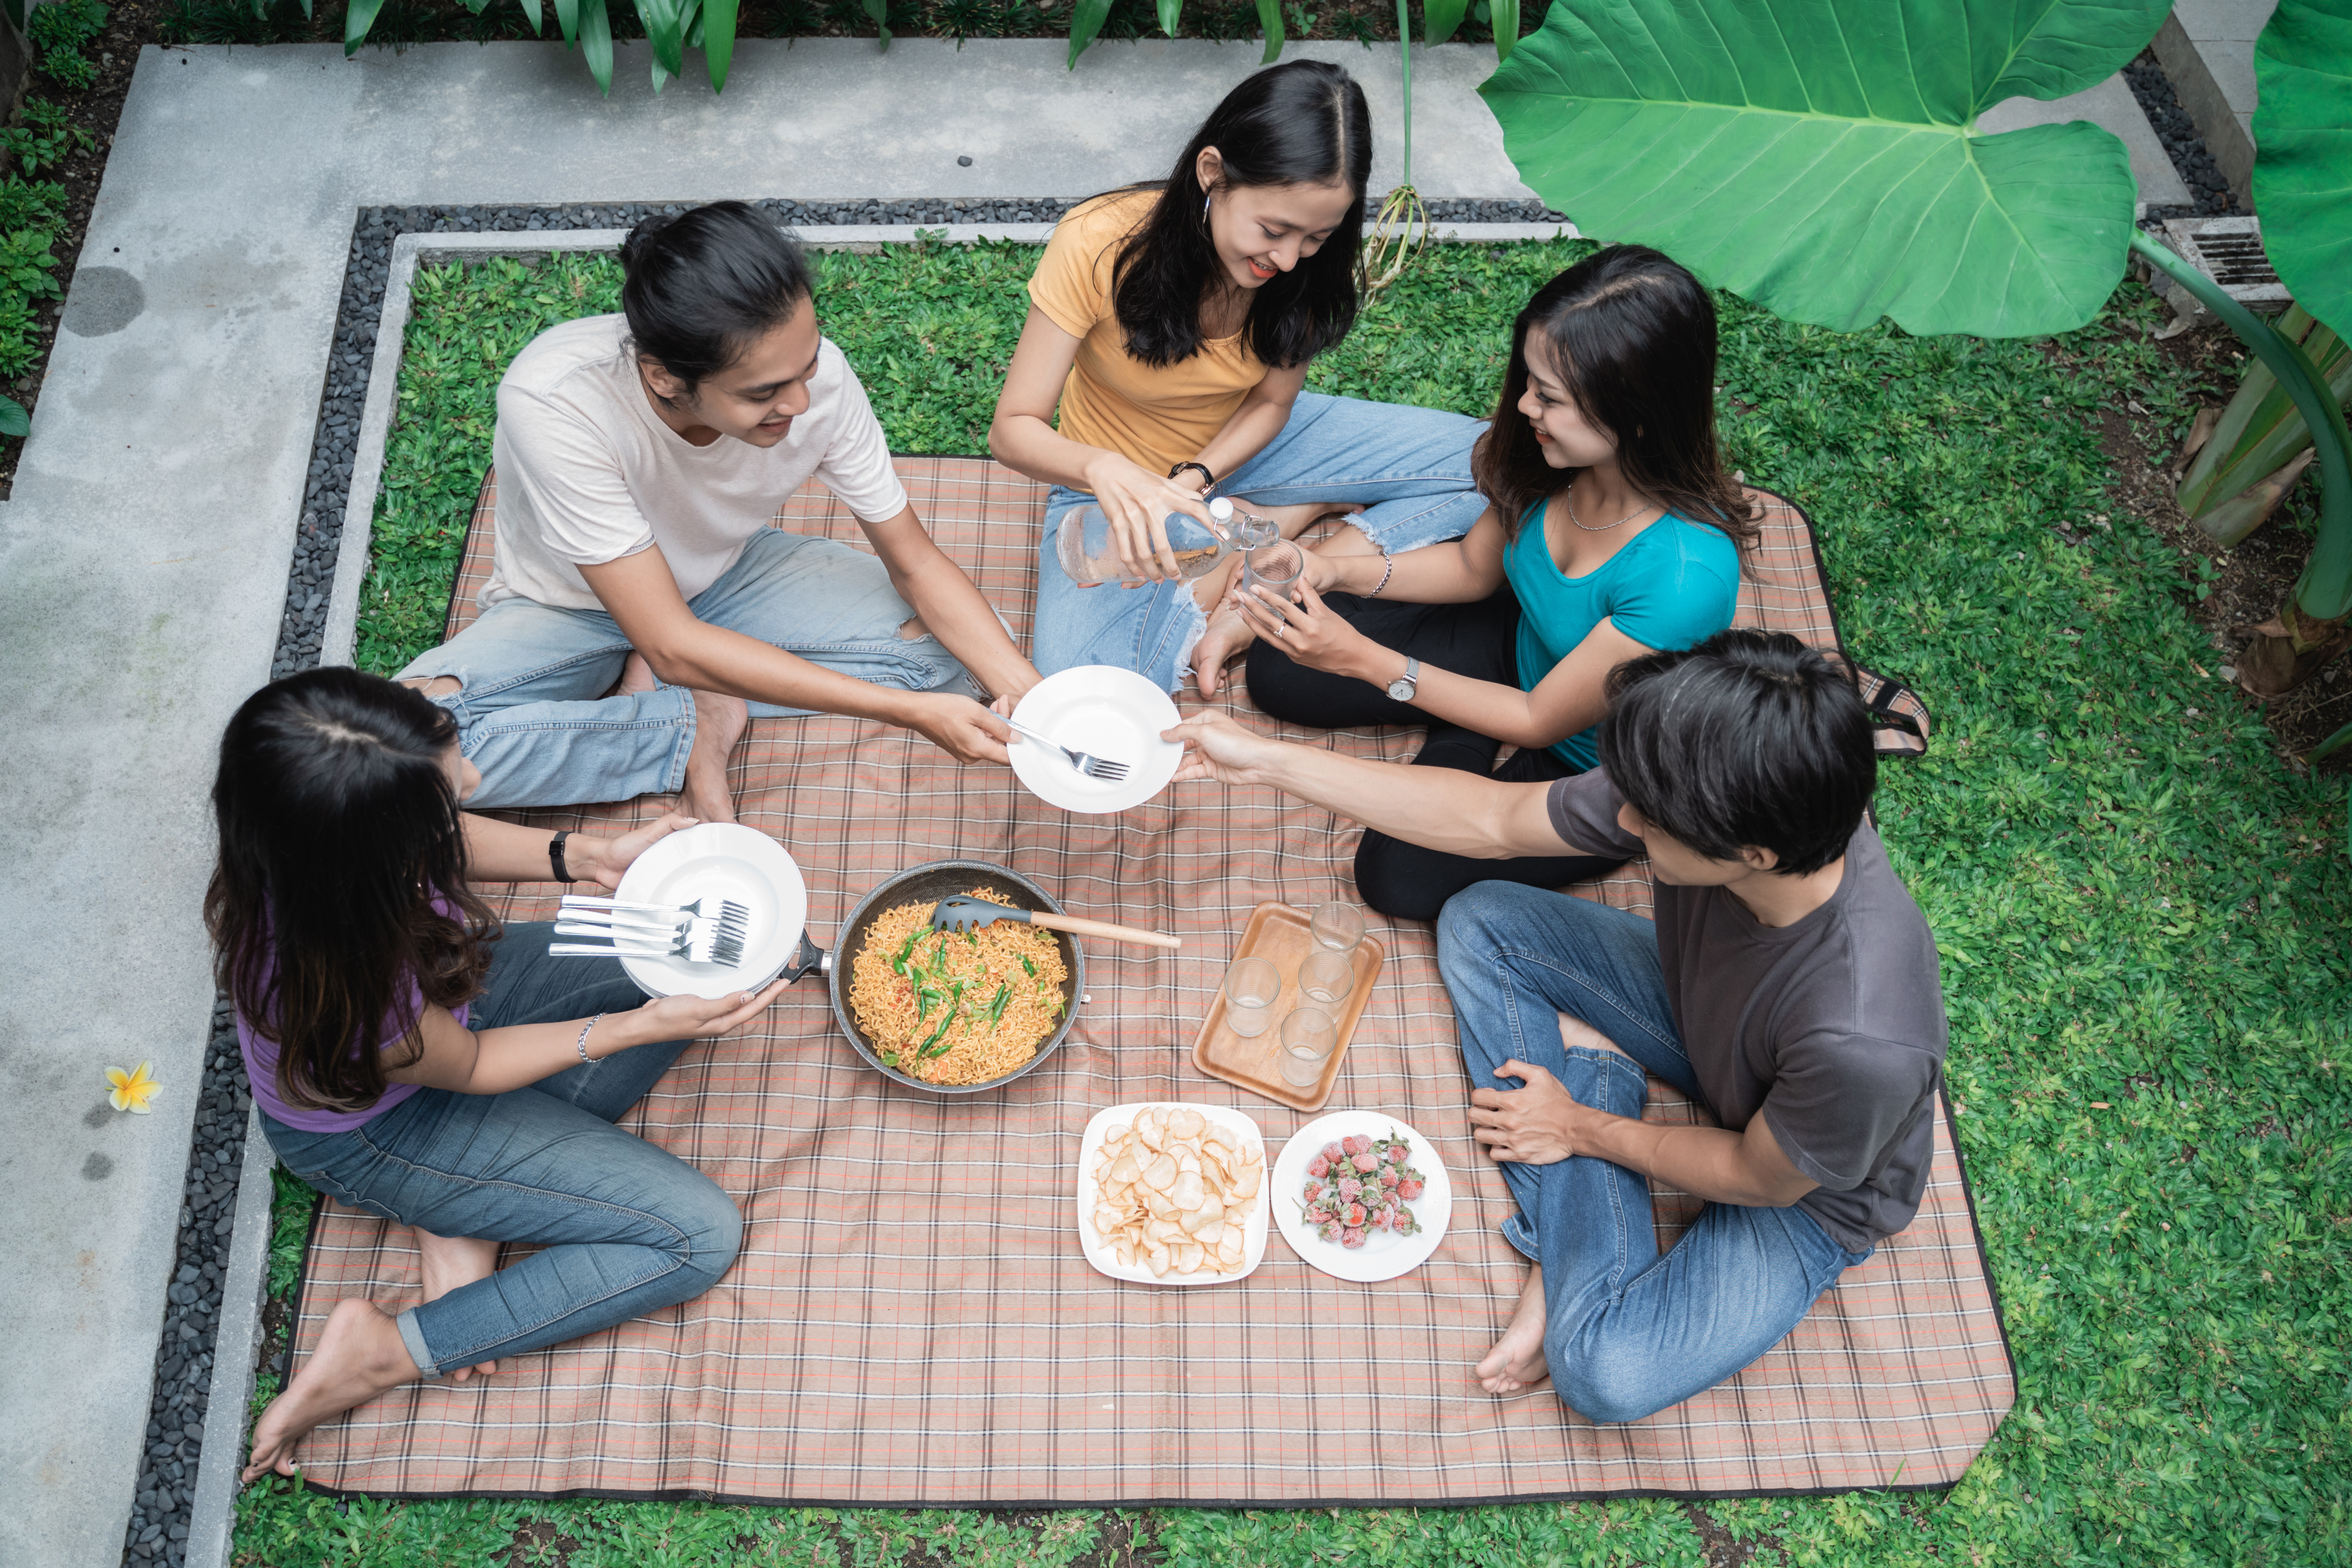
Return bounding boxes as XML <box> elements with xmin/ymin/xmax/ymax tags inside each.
<box><xmin>1387</xmin><ymin>678</ymin><xmax>1413</xmax><ymax>701</ymax></box>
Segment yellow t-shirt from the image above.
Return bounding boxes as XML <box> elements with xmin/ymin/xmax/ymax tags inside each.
<box><xmin>1025</xmin><ymin>190</ymin><xmax>1270</xmax><ymax>480</ymax></box>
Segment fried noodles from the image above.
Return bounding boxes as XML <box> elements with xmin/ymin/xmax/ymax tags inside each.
<box><xmin>848</xmin><ymin>890</ymin><xmax>1069</xmax><ymax>1086</ymax></box>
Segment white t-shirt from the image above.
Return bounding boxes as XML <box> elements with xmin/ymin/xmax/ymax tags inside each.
<box><xmin>481</xmin><ymin>314</ymin><xmax>911</xmax><ymax>612</ymax></box>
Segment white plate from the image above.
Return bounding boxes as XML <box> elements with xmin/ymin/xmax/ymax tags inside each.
<box><xmin>609</xmin><ymin>823</ymin><xmax>808</xmax><ymax>1000</ymax></box>
<box><xmin>1009</xmin><ymin>666</ymin><xmax>1185</xmax><ymax>815</ymax></box>
<box><xmin>1076</xmin><ymin>1102</ymin><xmax>1268</xmax><ymax>1286</ymax></box>
<box><xmin>1270</xmin><ymin>1111</ymin><xmax>1453</xmax><ymax>1283</ymax></box>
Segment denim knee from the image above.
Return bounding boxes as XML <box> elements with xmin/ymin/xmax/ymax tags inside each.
<box><xmin>664</xmin><ymin>1174</ymin><xmax>745</xmax><ymax>1296</ymax></box>
<box><xmin>1435</xmin><ymin>880</ymin><xmax>1552</xmax><ymax>981</ymax></box>
<box><xmin>1554</xmin><ymin>1354</ymin><xmax>1678</xmax><ymax>1426</ymax></box>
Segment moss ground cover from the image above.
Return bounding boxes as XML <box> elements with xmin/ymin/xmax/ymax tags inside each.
<box><xmin>251</xmin><ymin>241</ymin><xmax>2349</xmax><ymax>1566</ymax></box>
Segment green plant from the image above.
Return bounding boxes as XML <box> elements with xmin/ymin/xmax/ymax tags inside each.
<box><xmin>0</xmin><ymin>175</ymin><xmax>67</xmax><ymax>232</ymax></box>
<box><xmin>0</xmin><ymin>100</ymin><xmax>95</xmax><ymax>178</ymax></box>
<box><xmin>1481</xmin><ymin>0</ymin><xmax>2352</xmax><ymax>707</ymax></box>
<box><xmin>0</xmin><ymin>227</ymin><xmax>62</xmax><ymax>301</ymax></box>
<box><xmin>2177</xmin><ymin>307</ymin><xmax>2348</xmax><ymax>547</ymax></box>
<box><xmin>327</xmin><ymin>0</ymin><xmax>741</xmax><ymax>95</ymax></box>
<box><xmin>28</xmin><ymin>0</ymin><xmax>107</xmax><ymax>89</ymax></box>
<box><xmin>0</xmin><ymin>292</ymin><xmax>42</xmax><ymax>379</ymax></box>
<box><xmin>0</xmin><ymin>393</ymin><xmax>26</xmax><ymax>437</ymax></box>
<box><xmin>1358</xmin><ymin>0</ymin><xmax>1427</xmax><ymax>299</ymax></box>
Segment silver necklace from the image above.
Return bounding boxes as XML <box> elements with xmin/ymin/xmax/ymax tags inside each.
<box><xmin>1566</xmin><ymin>481</ymin><xmax>1649</xmax><ymax>532</ymax></box>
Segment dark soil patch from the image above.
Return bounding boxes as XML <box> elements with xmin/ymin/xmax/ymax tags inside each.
<box><xmin>2091</xmin><ymin>308</ymin><xmax>2351</xmax><ymax>768</ymax></box>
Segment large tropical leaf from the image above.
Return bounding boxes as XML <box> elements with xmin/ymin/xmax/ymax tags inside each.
<box><xmin>702</xmin><ymin>0</ymin><xmax>738</xmax><ymax>91</ymax></box>
<box><xmin>2253</xmin><ymin>0</ymin><xmax>2352</xmax><ymax>342</ymax></box>
<box><xmin>1425</xmin><ymin>0</ymin><xmax>1466</xmax><ymax>45</ymax></box>
<box><xmin>1480</xmin><ymin>0</ymin><xmax>2172</xmax><ymax>337</ymax></box>
<box><xmin>1067</xmin><ymin>0</ymin><xmax>1111</xmax><ymax>67</ymax></box>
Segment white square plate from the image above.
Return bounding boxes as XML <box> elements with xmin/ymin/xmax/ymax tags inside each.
<box><xmin>1076</xmin><ymin>1102</ymin><xmax>1268</xmax><ymax>1286</ymax></box>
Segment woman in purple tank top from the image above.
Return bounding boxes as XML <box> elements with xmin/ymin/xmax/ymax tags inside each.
<box><xmin>211</xmin><ymin>668</ymin><xmax>788</xmax><ymax>1484</ymax></box>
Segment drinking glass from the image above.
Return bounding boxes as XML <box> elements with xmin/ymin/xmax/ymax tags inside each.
<box><xmin>1277</xmin><ymin>1006</ymin><xmax>1338</xmax><ymax>1087</ymax></box>
<box><xmin>1299</xmin><ymin>950</ymin><xmax>1356</xmax><ymax>1009</ymax></box>
<box><xmin>1222</xmin><ymin>956</ymin><xmax>1281</xmax><ymax>1038</ymax></box>
<box><xmin>1241</xmin><ymin>540</ymin><xmax>1306</xmax><ymax>604</ymax></box>
<box><xmin>1308</xmin><ymin>900</ymin><xmax>1365</xmax><ymax>955</ymax></box>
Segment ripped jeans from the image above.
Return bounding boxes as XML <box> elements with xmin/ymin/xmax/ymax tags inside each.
<box><xmin>396</xmin><ymin>527</ymin><xmax>978</xmax><ymax>809</ymax></box>
<box><xmin>1030</xmin><ymin>392</ymin><xmax>1490</xmax><ymax>692</ymax></box>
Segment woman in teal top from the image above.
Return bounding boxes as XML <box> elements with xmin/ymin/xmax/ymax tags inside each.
<box><xmin>1239</xmin><ymin>246</ymin><xmax>1755</xmax><ymax>919</ymax></box>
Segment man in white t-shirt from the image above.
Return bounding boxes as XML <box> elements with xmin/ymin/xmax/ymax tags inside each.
<box><xmin>397</xmin><ymin>203</ymin><xmax>1036</xmax><ymax>820</ymax></box>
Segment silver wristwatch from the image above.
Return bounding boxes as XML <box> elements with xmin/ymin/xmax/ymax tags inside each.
<box><xmin>1386</xmin><ymin>656</ymin><xmax>1421</xmax><ymax>703</ymax></box>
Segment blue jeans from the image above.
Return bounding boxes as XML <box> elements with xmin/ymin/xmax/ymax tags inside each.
<box><xmin>1032</xmin><ymin>392</ymin><xmax>1489</xmax><ymax>691</ymax></box>
<box><xmin>1435</xmin><ymin>882</ymin><xmax>1873</xmax><ymax>1423</ymax></box>
<box><xmin>397</xmin><ymin>528</ymin><xmax>979</xmax><ymax>809</ymax></box>
<box><xmin>261</xmin><ymin>925</ymin><xmax>742</xmax><ymax>1379</ymax></box>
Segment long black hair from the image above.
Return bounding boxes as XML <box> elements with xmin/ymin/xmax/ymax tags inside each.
<box><xmin>1109</xmin><ymin>59</ymin><xmax>1372</xmax><ymax>370</ymax></box>
<box><xmin>1601</xmin><ymin>630</ymin><xmax>1873</xmax><ymax>876</ymax></box>
<box><xmin>1473</xmin><ymin>245</ymin><xmax>1757</xmax><ymax>549</ymax></box>
<box><xmin>620</xmin><ymin>200</ymin><xmax>814</xmax><ymax>390</ymax></box>
<box><xmin>205</xmin><ymin>668</ymin><xmax>495</xmax><ymax>1112</ymax></box>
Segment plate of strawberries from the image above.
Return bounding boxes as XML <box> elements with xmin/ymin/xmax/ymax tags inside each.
<box><xmin>1269</xmin><ymin>1112</ymin><xmax>1452</xmax><ymax>1283</ymax></box>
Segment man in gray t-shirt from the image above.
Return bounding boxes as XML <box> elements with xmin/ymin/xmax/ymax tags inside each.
<box><xmin>1164</xmin><ymin>630</ymin><xmax>1948</xmax><ymax>1423</ymax></box>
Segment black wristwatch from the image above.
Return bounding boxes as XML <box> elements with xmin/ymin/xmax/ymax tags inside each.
<box><xmin>1168</xmin><ymin>460</ymin><xmax>1215</xmax><ymax>490</ymax></box>
<box><xmin>549</xmin><ymin>830</ymin><xmax>577</xmax><ymax>884</ymax></box>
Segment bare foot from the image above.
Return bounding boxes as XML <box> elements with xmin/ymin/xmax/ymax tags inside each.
<box><xmin>615</xmin><ymin>652</ymin><xmax>657</xmax><ymax>695</ymax></box>
<box><xmin>681</xmin><ymin>687</ymin><xmax>749</xmax><ymax>824</ymax></box>
<box><xmin>241</xmin><ymin>1298</ymin><xmax>420</xmax><ymax>1483</ymax></box>
<box><xmin>1475</xmin><ymin>1268</ymin><xmax>1553</xmax><ymax>1395</ymax></box>
<box><xmin>1190</xmin><ymin>606</ymin><xmax>1257</xmax><ymax>699</ymax></box>
<box><xmin>416</xmin><ymin>1230</ymin><xmax>500</xmax><ymax>1382</ymax></box>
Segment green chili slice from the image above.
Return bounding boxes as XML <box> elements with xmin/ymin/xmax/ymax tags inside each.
<box><xmin>1020</xmin><ymin>955</ymin><xmax>1036</xmax><ymax>977</ymax></box>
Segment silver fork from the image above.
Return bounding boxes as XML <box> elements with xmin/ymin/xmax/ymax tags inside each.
<box><xmin>1004</xmin><ymin>717</ymin><xmax>1129</xmax><ymax>783</ymax></box>
<box><xmin>550</xmin><ymin>900</ymin><xmax>751</xmax><ymax>966</ymax></box>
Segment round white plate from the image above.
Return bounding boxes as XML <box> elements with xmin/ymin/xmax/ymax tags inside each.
<box><xmin>1076</xmin><ymin>1102</ymin><xmax>1268</xmax><ymax>1286</ymax></box>
<box><xmin>1270</xmin><ymin>1111</ymin><xmax>1453</xmax><ymax>1283</ymax></box>
<box><xmin>1009</xmin><ymin>665</ymin><xmax>1185</xmax><ymax>815</ymax></box>
<box><xmin>610</xmin><ymin>823</ymin><xmax>808</xmax><ymax>1000</ymax></box>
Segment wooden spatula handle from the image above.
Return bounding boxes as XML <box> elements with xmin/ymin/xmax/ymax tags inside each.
<box><xmin>1027</xmin><ymin>911</ymin><xmax>1182</xmax><ymax>950</ymax></box>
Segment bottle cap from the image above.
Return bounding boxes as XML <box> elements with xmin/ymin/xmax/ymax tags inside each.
<box><xmin>1207</xmin><ymin>497</ymin><xmax>1233</xmax><ymax>521</ymax></box>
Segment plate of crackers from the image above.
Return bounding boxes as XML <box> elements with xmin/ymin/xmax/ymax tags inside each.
<box><xmin>1077</xmin><ymin>1103</ymin><xmax>1268</xmax><ymax>1285</ymax></box>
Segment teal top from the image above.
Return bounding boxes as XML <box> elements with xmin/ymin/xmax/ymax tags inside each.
<box><xmin>1504</xmin><ymin>499</ymin><xmax>1741</xmax><ymax>770</ymax></box>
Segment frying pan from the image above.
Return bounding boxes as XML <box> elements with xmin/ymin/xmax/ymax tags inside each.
<box><xmin>773</xmin><ymin>857</ymin><xmax>1085</xmax><ymax>1096</ymax></box>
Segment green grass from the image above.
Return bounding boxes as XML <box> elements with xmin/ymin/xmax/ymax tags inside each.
<box><xmin>261</xmin><ymin>240</ymin><xmax>2351</xmax><ymax>1566</ymax></box>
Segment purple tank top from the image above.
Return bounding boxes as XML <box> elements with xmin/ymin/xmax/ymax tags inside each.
<box><xmin>237</xmin><ymin>899</ymin><xmax>471</xmax><ymax>1133</ymax></box>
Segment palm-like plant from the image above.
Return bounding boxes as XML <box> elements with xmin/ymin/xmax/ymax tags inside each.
<box><xmin>1066</xmin><ymin>0</ymin><xmax>1524</xmax><ymax>72</ymax></box>
<box><xmin>329</xmin><ymin>0</ymin><xmax>744</xmax><ymax>95</ymax></box>
<box><xmin>1480</xmin><ymin>0</ymin><xmax>2352</xmax><ymax>703</ymax></box>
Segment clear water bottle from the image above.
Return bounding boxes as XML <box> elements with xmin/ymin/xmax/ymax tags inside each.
<box><xmin>1058</xmin><ymin>495</ymin><xmax>1260</xmax><ymax>586</ymax></box>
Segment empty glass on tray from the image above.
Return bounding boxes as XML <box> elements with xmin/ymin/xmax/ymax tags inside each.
<box><xmin>1277</xmin><ymin>1007</ymin><xmax>1338</xmax><ymax>1087</ymax></box>
<box><xmin>1298</xmin><ymin>950</ymin><xmax>1356</xmax><ymax>1009</ymax></box>
<box><xmin>1223</xmin><ymin>956</ymin><xmax>1282</xmax><ymax>1038</ymax></box>
<box><xmin>1307</xmin><ymin>899</ymin><xmax>1365</xmax><ymax>956</ymax></box>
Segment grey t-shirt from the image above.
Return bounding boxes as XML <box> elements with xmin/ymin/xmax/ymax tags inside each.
<box><xmin>1546</xmin><ymin>771</ymin><xmax>1948</xmax><ymax>1251</ymax></box>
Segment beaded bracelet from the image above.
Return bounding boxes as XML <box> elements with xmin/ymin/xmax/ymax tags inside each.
<box><xmin>575</xmin><ymin>1013</ymin><xmax>604</xmax><ymax>1065</ymax></box>
<box><xmin>1367</xmin><ymin>551</ymin><xmax>1396</xmax><ymax>599</ymax></box>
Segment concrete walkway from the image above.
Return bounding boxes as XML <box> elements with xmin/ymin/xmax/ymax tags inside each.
<box><xmin>0</xmin><ymin>35</ymin><xmax>2185</xmax><ymax>1568</ymax></box>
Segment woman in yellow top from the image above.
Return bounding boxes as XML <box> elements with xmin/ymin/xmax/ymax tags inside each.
<box><xmin>989</xmin><ymin>60</ymin><xmax>1488</xmax><ymax>696</ymax></box>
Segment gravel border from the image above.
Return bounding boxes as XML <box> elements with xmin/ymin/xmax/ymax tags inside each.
<box><xmin>2121</xmin><ymin>47</ymin><xmax>2248</xmax><ymax>223</ymax></box>
<box><xmin>162</xmin><ymin>193</ymin><xmax>1570</xmax><ymax>1568</ymax></box>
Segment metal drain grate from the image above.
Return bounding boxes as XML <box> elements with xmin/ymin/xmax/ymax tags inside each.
<box><xmin>2159</xmin><ymin>216</ymin><xmax>2291</xmax><ymax>309</ymax></box>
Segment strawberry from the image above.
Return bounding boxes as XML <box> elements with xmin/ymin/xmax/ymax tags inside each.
<box><xmin>1344</xmin><ymin>1202</ymin><xmax>1367</xmax><ymax>1227</ymax></box>
<box><xmin>1351</xmin><ymin>1152</ymin><xmax>1380</xmax><ymax>1174</ymax></box>
<box><xmin>1338</xmin><ymin>1176</ymin><xmax>1362</xmax><ymax>1200</ymax></box>
<box><xmin>1305</xmin><ymin>1203</ymin><xmax>1332</xmax><ymax>1225</ymax></box>
<box><xmin>1306</xmin><ymin>1155</ymin><xmax>1331</xmax><ymax>1179</ymax></box>
<box><xmin>1343</xmin><ymin>1134</ymin><xmax>1371</xmax><ymax>1157</ymax></box>
<box><xmin>1397</xmin><ymin>1178</ymin><xmax>1425</xmax><ymax>1201</ymax></box>
<box><xmin>1321</xmin><ymin>1141</ymin><xmax>1346</xmax><ymax>1163</ymax></box>
<box><xmin>1341</xmin><ymin>1227</ymin><xmax>1367</xmax><ymax>1248</ymax></box>
<box><xmin>1378</xmin><ymin>1167</ymin><xmax>1400</xmax><ymax>1189</ymax></box>
<box><xmin>1387</xmin><ymin>1143</ymin><xmax>1408</xmax><ymax>1165</ymax></box>
<box><xmin>1370</xmin><ymin>1207</ymin><xmax>1394</xmax><ymax>1231</ymax></box>
<box><xmin>1318</xmin><ymin>1221</ymin><xmax>1341</xmax><ymax>1243</ymax></box>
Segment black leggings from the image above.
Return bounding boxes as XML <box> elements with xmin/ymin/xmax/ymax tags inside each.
<box><xmin>1244</xmin><ymin>587</ymin><xmax>1628</xmax><ymax>921</ymax></box>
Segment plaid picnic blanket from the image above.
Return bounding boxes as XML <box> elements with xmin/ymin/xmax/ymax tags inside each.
<box><xmin>286</xmin><ymin>460</ymin><xmax>2007</xmax><ymax>1503</ymax></box>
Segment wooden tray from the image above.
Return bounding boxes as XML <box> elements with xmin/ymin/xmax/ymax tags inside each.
<box><xmin>1190</xmin><ymin>902</ymin><xmax>1385</xmax><ymax>1112</ymax></box>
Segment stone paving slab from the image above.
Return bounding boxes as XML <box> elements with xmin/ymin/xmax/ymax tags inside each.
<box><xmin>0</xmin><ymin>35</ymin><xmax>2185</xmax><ymax>1568</ymax></box>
